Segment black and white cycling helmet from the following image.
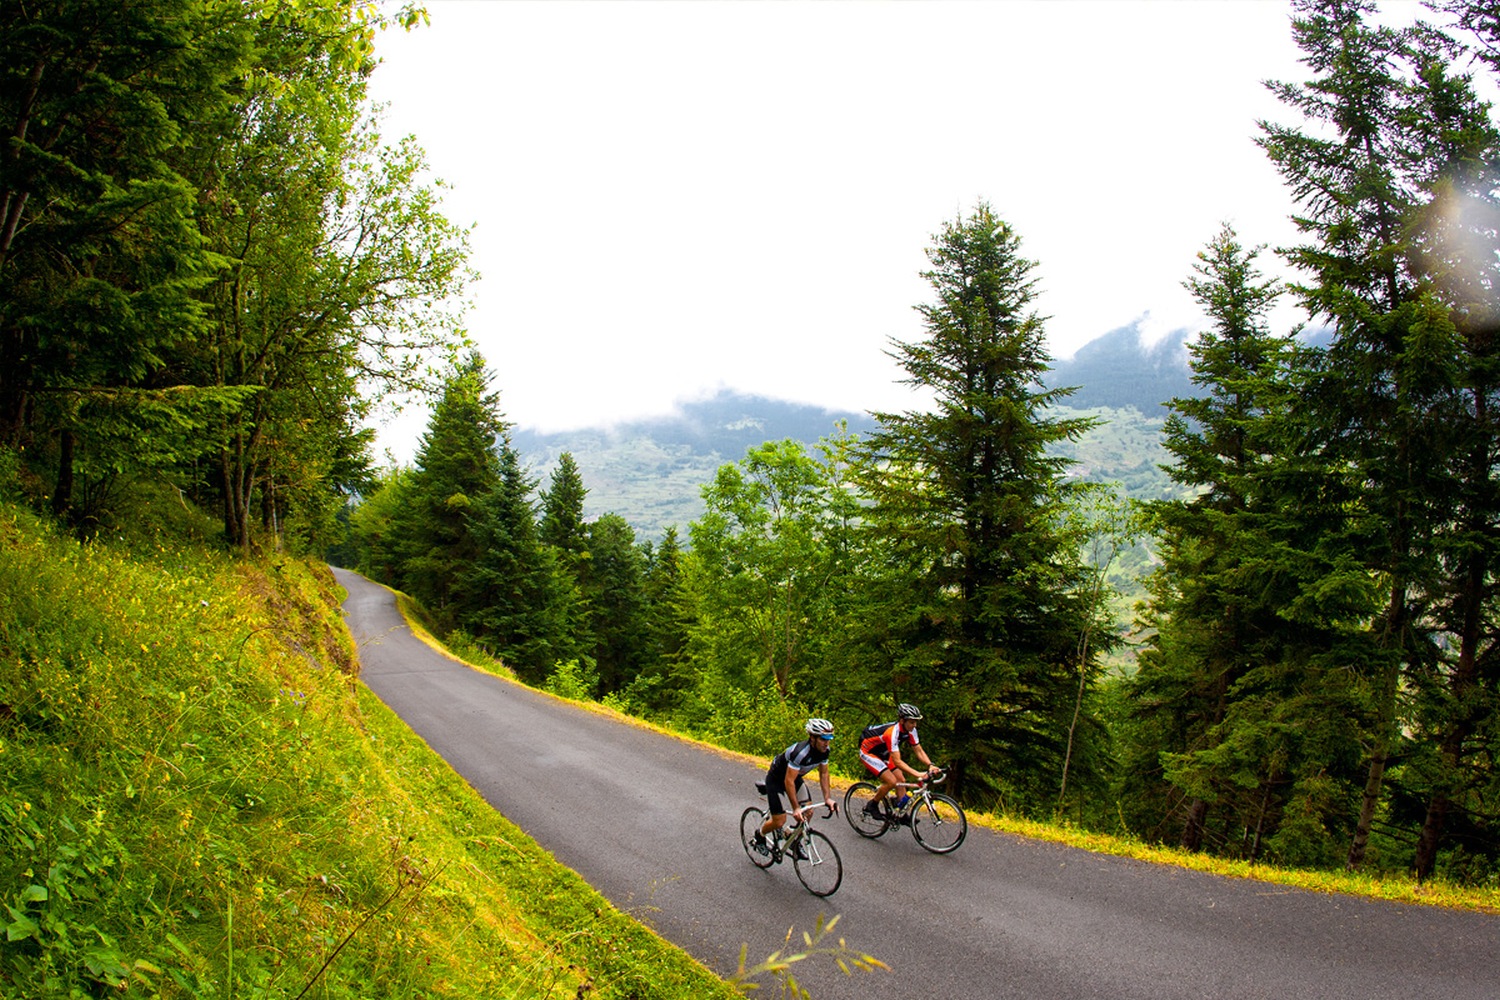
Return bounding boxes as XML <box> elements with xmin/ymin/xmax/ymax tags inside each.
<box><xmin>805</xmin><ymin>717</ymin><xmax>835</xmax><ymax>738</ymax></box>
<box><xmin>897</xmin><ymin>703</ymin><xmax>923</xmax><ymax>721</ymax></box>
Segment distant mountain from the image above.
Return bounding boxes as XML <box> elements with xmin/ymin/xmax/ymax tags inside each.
<box><xmin>514</xmin><ymin>324</ymin><xmax>1199</xmax><ymax>540</ymax></box>
<box><xmin>1045</xmin><ymin>323</ymin><xmax>1195</xmax><ymax>414</ymax></box>
<box><xmin>513</xmin><ymin>395</ymin><xmax>876</xmax><ymax>541</ymax></box>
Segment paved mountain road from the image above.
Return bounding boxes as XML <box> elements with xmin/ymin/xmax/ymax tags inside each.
<box><xmin>334</xmin><ymin>567</ymin><xmax>1499</xmax><ymax>999</ymax></box>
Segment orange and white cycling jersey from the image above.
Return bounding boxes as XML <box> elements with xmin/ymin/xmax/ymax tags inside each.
<box><xmin>858</xmin><ymin>722</ymin><xmax>918</xmax><ymax>775</ymax></box>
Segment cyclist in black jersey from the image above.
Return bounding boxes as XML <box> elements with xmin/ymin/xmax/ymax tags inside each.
<box><xmin>752</xmin><ymin>717</ymin><xmax>839</xmax><ymax>854</ymax></box>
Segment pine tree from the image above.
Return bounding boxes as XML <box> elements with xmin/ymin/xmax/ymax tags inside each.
<box><xmin>0</xmin><ymin>0</ymin><xmax>243</xmax><ymax>521</ymax></box>
<box><xmin>540</xmin><ymin>452</ymin><xmax>589</xmax><ymax>558</ymax></box>
<box><xmin>579</xmin><ymin>514</ymin><xmax>648</xmax><ymax>696</ymax></box>
<box><xmin>461</xmin><ymin>439</ymin><xmax>579</xmax><ymax>684</ymax></box>
<box><xmin>392</xmin><ymin>353</ymin><xmax>505</xmax><ymax>627</ymax></box>
<box><xmin>1399</xmin><ymin>5</ymin><xmax>1500</xmax><ymax>881</ymax></box>
<box><xmin>628</xmin><ymin>527</ymin><xmax>693</xmax><ymax>712</ymax></box>
<box><xmin>855</xmin><ymin>202</ymin><xmax>1105</xmax><ymax>809</ymax></box>
<box><xmin>1260</xmin><ymin>0</ymin><xmax>1500</xmax><ymax>870</ymax></box>
<box><xmin>1125</xmin><ymin>226</ymin><xmax>1371</xmax><ymax>864</ymax></box>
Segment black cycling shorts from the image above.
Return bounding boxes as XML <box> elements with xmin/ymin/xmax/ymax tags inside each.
<box><xmin>764</xmin><ymin>771</ymin><xmax>804</xmax><ymax>816</ymax></box>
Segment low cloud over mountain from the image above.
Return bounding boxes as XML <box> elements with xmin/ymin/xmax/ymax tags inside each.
<box><xmin>515</xmin><ymin>324</ymin><xmax>1198</xmax><ymax>539</ymax></box>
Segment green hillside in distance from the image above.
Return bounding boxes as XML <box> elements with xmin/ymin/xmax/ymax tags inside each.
<box><xmin>513</xmin><ymin>323</ymin><xmax>1193</xmax><ymax>540</ymax></box>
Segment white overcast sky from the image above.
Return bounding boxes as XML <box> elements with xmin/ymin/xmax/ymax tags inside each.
<box><xmin>364</xmin><ymin>0</ymin><xmax>1414</xmax><ymax>453</ymax></box>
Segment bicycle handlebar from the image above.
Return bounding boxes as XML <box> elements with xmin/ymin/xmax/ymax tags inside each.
<box><xmin>896</xmin><ymin>767</ymin><xmax>948</xmax><ymax>789</ymax></box>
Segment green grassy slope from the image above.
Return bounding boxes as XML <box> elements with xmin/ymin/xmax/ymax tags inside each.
<box><xmin>0</xmin><ymin>501</ymin><xmax>737</xmax><ymax>999</ymax></box>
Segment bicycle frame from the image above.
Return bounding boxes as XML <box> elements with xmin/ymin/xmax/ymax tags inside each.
<box><xmin>889</xmin><ymin>775</ymin><xmax>942</xmax><ymax>815</ymax></box>
<box><xmin>842</xmin><ymin>768</ymin><xmax>967</xmax><ymax>854</ymax></box>
<box><xmin>773</xmin><ymin>799</ymin><xmax>835</xmax><ymax>845</ymax></box>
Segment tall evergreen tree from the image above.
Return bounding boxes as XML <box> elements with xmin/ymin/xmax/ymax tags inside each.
<box><xmin>0</xmin><ymin>0</ymin><xmax>245</xmax><ymax>522</ymax></box>
<box><xmin>628</xmin><ymin>527</ymin><xmax>693</xmax><ymax>712</ymax></box>
<box><xmin>854</xmin><ymin>202</ymin><xmax>1105</xmax><ymax>809</ymax></box>
<box><xmin>0</xmin><ymin>0</ymin><xmax>465</xmax><ymax>540</ymax></box>
<box><xmin>460</xmin><ymin>438</ymin><xmax>579</xmax><ymax>684</ymax></box>
<box><xmin>540</xmin><ymin>452</ymin><xmax>589</xmax><ymax>557</ymax></box>
<box><xmin>392</xmin><ymin>353</ymin><xmax>504</xmax><ymax>627</ymax></box>
<box><xmin>579</xmin><ymin>513</ymin><xmax>648</xmax><ymax>696</ymax></box>
<box><xmin>1260</xmin><ymin>0</ymin><xmax>1500</xmax><ymax>870</ymax></box>
<box><xmin>1125</xmin><ymin>226</ymin><xmax>1371</xmax><ymax>865</ymax></box>
<box><xmin>1399</xmin><ymin>6</ymin><xmax>1500</xmax><ymax>882</ymax></box>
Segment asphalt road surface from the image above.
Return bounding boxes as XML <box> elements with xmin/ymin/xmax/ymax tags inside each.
<box><xmin>334</xmin><ymin>567</ymin><xmax>1499</xmax><ymax>1000</ymax></box>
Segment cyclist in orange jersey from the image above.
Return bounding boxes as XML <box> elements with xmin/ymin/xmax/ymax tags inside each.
<box><xmin>857</xmin><ymin>703</ymin><xmax>937</xmax><ymax>822</ymax></box>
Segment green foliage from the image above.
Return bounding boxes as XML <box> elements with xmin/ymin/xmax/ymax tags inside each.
<box><xmin>545</xmin><ymin>658</ymin><xmax>601</xmax><ymax>702</ymax></box>
<box><xmin>461</xmin><ymin>437</ymin><xmax>581</xmax><ymax>684</ymax></box>
<box><xmin>347</xmin><ymin>466</ymin><xmax>416</xmax><ymax>579</ymax></box>
<box><xmin>686</xmin><ymin>434</ymin><xmax>861</xmax><ymax>701</ymax></box>
<box><xmin>0</xmin><ymin>0</ymin><xmax>470</xmax><ymax>548</ymax></box>
<box><xmin>391</xmin><ymin>353</ymin><xmax>505</xmax><ymax>625</ymax></box>
<box><xmin>1254</xmin><ymin>0</ymin><xmax>1500</xmax><ymax>877</ymax></box>
<box><xmin>677</xmin><ymin>682</ymin><xmax>812</xmax><ymax>762</ymax></box>
<box><xmin>539</xmin><ymin>453</ymin><xmax>589</xmax><ymax>558</ymax></box>
<box><xmin>579</xmin><ymin>514</ymin><xmax>649</xmax><ymax>695</ymax></box>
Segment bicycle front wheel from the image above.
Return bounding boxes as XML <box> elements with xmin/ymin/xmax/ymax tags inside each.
<box><xmin>911</xmin><ymin>793</ymin><xmax>967</xmax><ymax>854</ymax></box>
<box><xmin>741</xmin><ymin>806</ymin><xmax>774</xmax><ymax>869</ymax></box>
<box><xmin>793</xmin><ymin>829</ymin><xmax>842</xmax><ymax>897</ymax></box>
<box><xmin>843</xmin><ymin>782</ymin><xmax>890</xmax><ymax>839</ymax></box>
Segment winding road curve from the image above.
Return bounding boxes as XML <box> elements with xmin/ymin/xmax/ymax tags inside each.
<box><xmin>334</xmin><ymin>567</ymin><xmax>1498</xmax><ymax>999</ymax></box>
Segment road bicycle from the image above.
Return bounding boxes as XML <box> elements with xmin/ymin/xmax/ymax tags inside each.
<box><xmin>843</xmin><ymin>767</ymin><xmax>967</xmax><ymax>854</ymax></box>
<box><xmin>739</xmin><ymin>784</ymin><xmax>843</xmax><ymax>897</ymax></box>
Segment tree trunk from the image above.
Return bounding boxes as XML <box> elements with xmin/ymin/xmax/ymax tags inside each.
<box><xmin>220</xmin><ymin>446</ymin><xmax>253</xmax><ymax>550</ymax></box>
<box><xmin>1249</xmin><ymin>781</ymin><xmax>1273</xmax><ymax>862</ymax></box>
<box><xmin>1413</xmin><ymin>549</ymin><xmax>1485</xmax><ymax>880</ymax></box>
<box><xmin>1180</xmin><ymin>798</ymin><xmax>1209</xmax><ymax>852</ymax></box>
<box><xmin>51</xmin><ymin>426</ymin><xmax>74</xmax><ymax>521</ymax></box>
<box><xmin>1348</xmin><ymin>655</ymin><xmax>1401</xmax><ymax>870</ymax></box>
<box><xmin>1349</xmin><ymin>541</ymin><xmax>1411</xmax><ymax>870</ymax></box>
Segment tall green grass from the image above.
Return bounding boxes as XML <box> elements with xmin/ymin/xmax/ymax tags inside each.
<box><xmin>0</xmin><ymin>501</ymin><xmax>737</xmax><ymax>999</ymax></box>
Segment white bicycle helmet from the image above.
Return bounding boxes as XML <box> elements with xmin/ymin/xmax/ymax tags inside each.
<box><xmin>897</xmin><ymin>702</ymin><xmax>923</xmax><ymax>721</ymax></box>
<box><xmin>805</xmin><ymin>717</ymin><xmax>835</xmax><ymax>738</ymax></box>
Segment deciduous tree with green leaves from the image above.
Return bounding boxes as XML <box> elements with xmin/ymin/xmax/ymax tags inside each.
<box><xmin>685</xmin><ymin>433</ymin><xmax>860</xmax><ymax>704</ymax></box>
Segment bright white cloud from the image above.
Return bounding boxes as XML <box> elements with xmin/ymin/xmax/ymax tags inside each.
<box><xmin>367</xmin><ymin>0</ymin><xmax>1334</xmax><ymax>449</ymax></box>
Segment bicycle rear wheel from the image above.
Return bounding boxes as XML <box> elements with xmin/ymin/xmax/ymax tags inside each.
<box><xmin>740</xmin><ymin>806</ymin><xmax>774</xmax><ymax>869</ymax></box>
<box><xmin>793</xmin><ymin>829</ymin><xmax>842</xmax><ymax>897</ymax></box>
<box><xmin>911</xmin><ymin>793</ymin><xmax>967</xmax><ymax>854</ymax></box>
<box><xmin>843</xmin><ymin>782</ymin><xmax>890</xmax><ymax>838</ymax></box>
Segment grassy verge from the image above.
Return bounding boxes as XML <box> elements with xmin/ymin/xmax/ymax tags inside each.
<box><xmin>0</xmin><ymin>501</ymin><xmax>736</xmax><ymax>999</ymax></box>
<box><xmin>975</xmin><ymin>814</ymin><xmax>1500</xmax><ymax>914</ymax></box>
